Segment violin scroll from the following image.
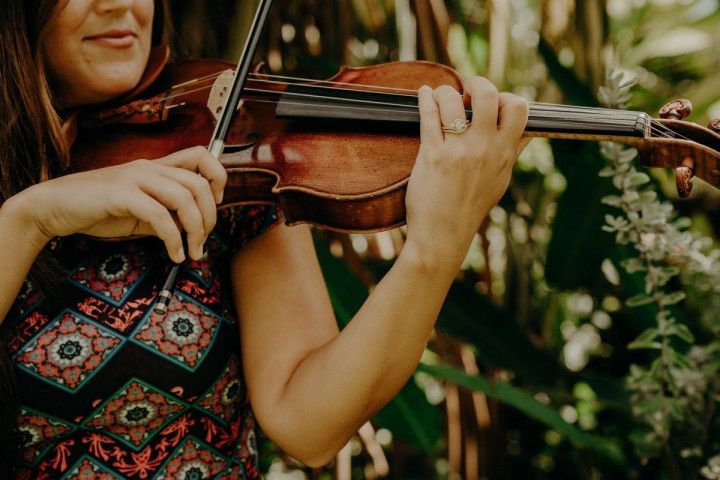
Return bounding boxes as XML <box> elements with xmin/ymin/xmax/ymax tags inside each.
<box><xmin>708</xmin><ymin>119</ymin><xmax>720</xmax><ymax>134</ymax></box>
<box><xmin>659</xmin><ymin>99</ymin><xmax>693</xmax><ymax>120</ymax></box>
<box><xmin>638</xmin><ymin>99</ymin><xmax>720</xmax><ymax>198</ymax></box>
<box><xmin>661</xmin><ymin>99</ymin><xmax>697</xmax><ymax>197</ymax></box>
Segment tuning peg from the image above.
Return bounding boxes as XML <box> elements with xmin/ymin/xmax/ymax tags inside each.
<box><xmin>675</xmin><ymin>158</ymin><xmax>695</xmax><ymax>198</ymax></box>
<box><xmin>660</xmin><ymin>99</ymin><xmax>693</xmax><ymax>120</ymax></box>
<box><xmin>708</xmin><ymin>119</ymin><xmax>720</xmax><ymax>134</ymax></box>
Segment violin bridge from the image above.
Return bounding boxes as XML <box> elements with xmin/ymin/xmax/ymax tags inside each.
<box><xmin>208</xmin><ymin>69</ymin><xmax>243</xmax><ymax>122</ymax></box>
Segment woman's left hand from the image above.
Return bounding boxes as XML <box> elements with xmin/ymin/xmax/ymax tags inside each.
<box><xmin>403</xmin><ymin>78</ymin><xmax>530</xmax><ymax>273</ymax></box>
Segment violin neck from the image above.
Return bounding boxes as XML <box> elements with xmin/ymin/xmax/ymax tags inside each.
<box><xmin>274</xmin><ymin>84</ymin><xmax>652</xmax><ymax>143</ymax></box>
<box><xmin>523</xmin><ymin>104</ymin><xmax>650</xmax><ymax>142</ymax></box>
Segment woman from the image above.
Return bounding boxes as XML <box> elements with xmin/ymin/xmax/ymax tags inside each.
<box><xmin>0</xmin><ymin>0</ymin><xmax>529</xmax><ymax>478</ymax></box>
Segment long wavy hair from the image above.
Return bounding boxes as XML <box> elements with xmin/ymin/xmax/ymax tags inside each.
<box><xmin>0</xmin><ymin>0</ymin><xmax>168</xmax><ymax>475</ymax></box>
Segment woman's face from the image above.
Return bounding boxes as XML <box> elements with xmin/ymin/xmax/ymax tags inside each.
<box><xmin>44</xmin><ymin>0</ymin><xmax>154</xmax><ymax>107</ymax></box>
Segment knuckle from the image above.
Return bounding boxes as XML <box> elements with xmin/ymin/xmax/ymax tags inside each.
<box><xmin>177</xmin><ymin>187</ymin><xmax>195</xmax><ymax>204</ymax></box>
<box><xmin>467</xmin><ymin>76</ymin><xmax>497</xmax><ymax>95</ymax></box>
<box><xmin>472</xmin><ymin>145</ymin><xmax>489</xmax><ymax>161</ymax></box>
<box><xmin>149</xmin><ymin>203</ymin><xmax>168</xmax><ymax>220</ymax></box>
<box><xmin>435</xmin><ymin>85</ymin><xmax>461</xmax><ymax>99</ymax></box>
<box><xmin>507</xmin><ymin>94</ymin><xmax>529</xmax><ymax>111</ymax></box>
<box><xmin>207</xmin><ymin>214</ymin><xmax>218</xmax><ymax>232</ymax></box>
<box><xmin>217</xmin><ymin>167</ymin><xmax>228</xmax><ymax>183</ymax></box>
<box><xmin>188</xmin><ymin>172</ymin><xmax>209</xmax><ymax>191</ymax></box>
<box><xmin>419</xmin><ymin>101</ymin><xmax>438</xmax><ymax>115</ymax></box>
<box><xmin>200</xmin><ymin>177</ymin><xmax>215</xmax><ymax>195</ymax></box>
<box><xmin>503</xmin><ymin>146</ymin><xmax>519</xmax><ymax>162</ymax></box>
<box><xmin>436</xmin><ymin>145</ymin><xmax>454</xmax><ymax>162</ymax></box>
<box><xmin>459</xmin><ymin>146</ymin><xmax>476</xmax><ymax>163</ymax></box>
<box><xmin>130</xmin><ymin>158</ymin><xmax>152</xmax><ymax>170</ymax></box>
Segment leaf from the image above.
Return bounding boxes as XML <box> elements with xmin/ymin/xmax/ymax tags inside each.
<box><xmin>602</xmin><ymin>195</ymin><xmax>623</xmax><ymax>207</ymax></box>
<box><xmin>418</xmin><ymin>363</ymin><xmax>625</xmax><ymax>465</ymax></box>
<box><xmin>660</xmin><ymin>291</ymin><xmax>686</xmax><ymax>307</ymax></box>
<box><xmin>436</xmin><ymin>282</ymin><xmax>557</xmax><ymax>385</ymax></box>
<box><xmin>628</xmin><ymin>340</ymin><xmax>663</xmax><ymax>351</ymax></box>
<box><xmin>621</xmin><ymin>258</ymin><xmax>646</xmax><ymax>274</ymax></box>
<box><xmin>373</xmin><ymin>379</ymin><xmax>442</xmax><ymax>453</ymax></box>
<box><xmin>599</xmin><ymin>166</ymin><xmax>617</xmax><ymax>177</ymax></box>
<box><xmin>626</xmin><ymin>293</ymin><xmax>656</xmax><ymax>307</ymax></box>
<box><xmin>629</xmin><ymin>172</ymin><xmax>651</xmax><ymax>186</ymax></box>
<box><xmin>545</xmin><ymin>140</ymin><xmax>618</xmax><ymax>289</ymax></box>
<box><xmin>632</xmin><ymin>328</ymin><xmax>660</xmax><ymax>345</ymax></box>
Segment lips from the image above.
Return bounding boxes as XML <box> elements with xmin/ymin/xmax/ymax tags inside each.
<box><xmin>84</xmin><ymin>29</ymin><xmax>137</xmax><ymax>48</ymax></box>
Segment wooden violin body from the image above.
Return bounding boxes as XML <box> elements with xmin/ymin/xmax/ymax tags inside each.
<box><xmin>73</xmin><ymin>60</ymin><xmax>465</xmax><ymax>232</ymax></box>
<box><xmin>71</xmin><ymin>59</ymin><xmax>720</xmax><ymax>233</ymax></box>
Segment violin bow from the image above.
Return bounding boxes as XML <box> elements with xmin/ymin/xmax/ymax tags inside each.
<box><xmin>154</xmin><ymin>0</ymin><xmax>276</xmax><ymax>315</ymax></box>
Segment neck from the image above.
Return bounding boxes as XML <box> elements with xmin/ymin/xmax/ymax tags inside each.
<box><xmin>272</xmin><ymin>83</ymin><xmax>651</xmax><ymax>142</ymax></box>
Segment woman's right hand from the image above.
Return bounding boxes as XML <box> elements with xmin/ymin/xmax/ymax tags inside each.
<box><xmin>17</xmin><ymin>146</ymin><xmax>227</xmax><ymax>263</ymax></box>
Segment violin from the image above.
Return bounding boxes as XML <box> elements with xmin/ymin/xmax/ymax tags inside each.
<box><xmin>69</xmin><ymin>55</ymin><xmax>720</xmax><ymax>234</ymax></box>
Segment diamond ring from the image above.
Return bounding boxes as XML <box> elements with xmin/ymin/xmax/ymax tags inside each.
<box><xmin>441</xmin><ymin>119</ymin><xmax>471</xmax><ymax>134</ymax></box>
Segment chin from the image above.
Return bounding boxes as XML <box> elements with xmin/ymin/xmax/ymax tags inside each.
<box><xmin>84</xmin><ymin>64</ymin><xmax>146</xmax><ymax>103</ymax></box>
<box><xmin>51</xmin><ymin>51</ymin><xmax>151</xmax><ymax>108</ymax></box>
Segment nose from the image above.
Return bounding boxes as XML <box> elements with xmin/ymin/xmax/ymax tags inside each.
<box><xmin>93</xmin><ymin>0</ymin><xmax>134</xmax><ymax>15</ymax></box>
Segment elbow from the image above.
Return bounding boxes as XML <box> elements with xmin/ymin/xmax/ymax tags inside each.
<box><xmin>266</xmin><ymin>432</ymin><xmax>344</xmax><ymax>468</ymax></box>
<box><xmin>291</xmin><ymin>450</ymin><xmax>337</xmax><ymax>469</ymax></box>
<box><xmin>254</xmin><ymin>410</ymin><xmax>347</xmax><ymax>469</ymax></box>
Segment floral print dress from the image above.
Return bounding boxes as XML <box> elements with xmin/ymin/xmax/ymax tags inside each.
<box><xmin>1</xmin><ymin>205</ymin><xmax>282</xmax><ymax>480</ymax></box>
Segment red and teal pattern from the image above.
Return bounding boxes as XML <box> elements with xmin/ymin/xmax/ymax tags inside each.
<box><xmin>2</xmin><ymin>204</ymin><xmax>283</xmax><ymax>479</ymax></box>
<box><xmin>17</xmin><ymin>408</ymin><xmax>75</xmax><ymax>465</ymax></box>
<box><xmin>69</xmin><ymin>244</ymin><xmax>152</xmax><ymax>306</ymax></box>
<box><xmin>197</xmin><ymin>356</ymin><xmax>244</xmax><ymax>424</ymax></box>
<box><xmin>156</xmin><ymin>437</ymin><xmax>229</xmax><ymax>479</ymax></box>
<box><xmin>15</xmin><ymin>311</ymin><xmax>123</xmax><ymax>392</ymax></box>
<box><xmin>63</xmin><ymin>457</ymin><xmax>117</xmax><ymax>480</ymax></box>
<box><xmin>131</xmin><ymin>294</ymin><xmax>221</xmax><ymax>370</ymax></box>
<box><xmin>84</xmin><ymin>379</ymin><xmax>185</xmax><ymax>448</ymax></box>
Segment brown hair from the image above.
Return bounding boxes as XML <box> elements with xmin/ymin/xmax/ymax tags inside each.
<box><xmin>0</xmin><ymin>0</ymin><xmax>169</xmax><ymax>474</ymax></box>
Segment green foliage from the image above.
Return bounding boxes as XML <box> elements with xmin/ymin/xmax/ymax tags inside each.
<box><xmin>597</xmin><ymin>70</ymin><xmax>720</xmax><ymax>477</ymax></box>
<box><xmin>417</xmin><ymin>363</ymin><xmax>624</xmax><ymax>464</ymax></box>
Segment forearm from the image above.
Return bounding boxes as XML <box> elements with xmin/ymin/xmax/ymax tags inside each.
<box><xmin>270</xmin><ymin>243</ymin><xmax>461</xmax><ymax>465</ymax></box>
<box><xmin>0</xmin><ymin>193</ymin><xmax>51</xmax><ymax>323</ymax></box>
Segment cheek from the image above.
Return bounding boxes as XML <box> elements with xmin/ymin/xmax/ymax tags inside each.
<box><xmin>43</xmin><ymin>3</ymin><xmax>87</xmax><ymax>82</ymax></box>
<box><xmin>135</xmin><ymin>0</ymin><xmax>155</xmax><ymax>41</ymax></box>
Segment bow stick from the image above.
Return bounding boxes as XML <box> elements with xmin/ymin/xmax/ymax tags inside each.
<box><xmin>154</xmin><ymin>0</ymin><xmax>276</xmax><ymax>315</ymax></box>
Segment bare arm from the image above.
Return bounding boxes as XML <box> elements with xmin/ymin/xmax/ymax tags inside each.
<box><xmin>232</xmin><ymin>223</ymin><xmax>457</xmax><ymax>467</ymax></box>
<box><xmin>0</xmin><ymin>146</ymin><xmax>228</xmax><ymax>324</ymax></box>
<box><xmin>232</xmin><ymin>78</ymin><xmax>529</xmax><ymax>467</ymax></box>
<box><xmin>0</xmin><ymin>194</ymin><xmax>52</xmax><ymax>323</ymax></box>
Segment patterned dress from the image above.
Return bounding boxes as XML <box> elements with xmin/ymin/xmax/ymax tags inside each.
<box><xmin>1</xmin><ymin>205</ymin><xmax>282</xmax><ymax>480</ymax></box>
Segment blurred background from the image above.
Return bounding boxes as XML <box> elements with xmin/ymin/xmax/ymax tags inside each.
<box><xmin>166</xmin><ymin>1</ymin><xmax>720</xmax><ymax>478</ymax></box>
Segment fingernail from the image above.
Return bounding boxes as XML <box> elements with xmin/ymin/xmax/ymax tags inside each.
<box><xmin>216</xmin><ymin>191</ymin><xmax>224</xmax><ymax>205</ymax></box>
<box><xmin>419</xmin><ymin>85</ymin><xmax>432</xmax><ymax>93</ymax></box>
<box><xmin>176</xmin><ymin>247</ymin><xmax>185</xmax><ymax>263</ymax></box>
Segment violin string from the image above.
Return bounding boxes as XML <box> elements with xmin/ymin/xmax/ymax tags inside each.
<box><xmin>161</xmin><ymin>95</ymin><xmax>678</xmax><ymax>141</ymax></box>
<box><xmin>255</xmin><ymin>77</ymin><xmax>643</xmax><ymax>120</ymax></box>
<box><xmin>161</xmin><ymin>83</ymin><xmax>642</xmax><ymax>131</ymax></box>
<box><xmin>175</xmin><ymin>71</ymin><xmax>663</xmax><ymax>125</ymax></box>
<box><xmin>168</xmin><ymin>69</ymin><xmax>426</xmax><ymax>96</ymax></box>
<box><xmin>158</xmin><ymin>72</ymin><xmax>690</xmax><ymax>139</ymax></box>
<box><xmin>164</xmin><ymin>71</ymin><xmax>687</xmax><ymax>140</ymax></box>
<box><xmin>650</xmin><ymin>119</ymin><xmax>693</xmax><ymax>142</ymax></box>
<box><xmin>162</xmin><ymin>73</ymin><xmax>641</xmax><ymax>122</ymax></box>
